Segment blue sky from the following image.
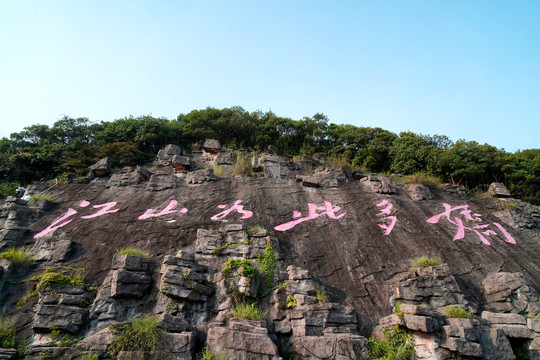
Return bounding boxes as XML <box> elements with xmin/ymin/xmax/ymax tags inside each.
<box><xmin>1</xmin><ymin>1</ymin><xmax>538</xmax><ymax>152</ymax></box>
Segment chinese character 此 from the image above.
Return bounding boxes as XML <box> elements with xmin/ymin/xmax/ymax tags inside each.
<box><xmin>274</xmin><ymin>201</ymin><xmax>346</xmax><ymax>231</ymax></box>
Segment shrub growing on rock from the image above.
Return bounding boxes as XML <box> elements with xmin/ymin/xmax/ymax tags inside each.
<box><xmin>368</xmin><ymin>324</ymin><xmax>416</xmax><ymax>360</ymax></box>
<box><xmin>316</xmin><ymin>288</ymin><xmax>329</xmax><ymax>304</ymax></box>
<box><xmin>286</xmin><ymin>295</ymin><xmax>297</xmax><ymax>309</ymax></box>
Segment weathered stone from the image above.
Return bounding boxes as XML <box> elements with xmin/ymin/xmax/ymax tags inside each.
<box><xmin>112</xmin><ymin>254</ymin><xmax>150</xmax><ymax>271</ymax></box>
<box><xmin>527</xmin><ymin>317</ymin><xmax>540</xmax><ymax>332</ymax></box>
<box><xmin>403</xmin><ymin>183</ymin><xmax>433</xmax><ymax>201</ymax></box>
<box><xmin>203</xmin><ymin>139</ymin><xmax>221</xmax><ymax>153</ymax></box>
<box><xmin>89</xmin><ymin>158</ymin><xmax>112</xmax><ymax>177</ymax></box>
<box><xmin>32</xmin><ymin>236</ymin><xmax>74</xmax><ymax>262</ymax></box>
<box><xmin>481</xmin><ymin>311</ymin><xmax>526</xmax><ymax>325</ymax></box>
<box><xmin>33</xmin><ymin>304</ymin><xmax>87</xmax><ymax>334</ymax></box>
<box><xmin>186</xmin><ymin>168</ymin><xmax>217</xmax><ymax>184</ymax></box>
<box><xmin>216</xmin><ymin>151</ymin><xmax>233</xmax><ymax>165</ymax></box>
<box><xmin>287</xmin><ymin>265</ymin><xmax>311</xmax><ymax>281</ymax></box>
<box><xmin>172</xmin><ymin>155</ymin><xmax>191</xmax><ymax>171</ymax></box>
<box><xmin>157</xmin><ymin>144</ymin><xmax>182</xmax><ymax>161</ymax></box>
<box><xmin>207</xmin><ymin>323</ymin><xmax>280</xmax><ymax>360</ymax></box>
<box><xmin>402</xmin><ymin>313</ymin><xmax>442</xmax><ymax>333</ymax></box>
<box><xmin>483</xmin><ymin>273</ymin><xmax>524</xmax><ymax>294</ymax></box>
<box><xmin>492</xmin><ymin>324</ymin><xmax>534</xmax><ymax>338</ymax></box>
<box><xmin>487</xmin><ymin>182</ymin><xmax>512</xmax><ymax>198</ymax></box>
<box><xmin>301</xmin><ymin>176</ymin><xmax>320</xmax><ymax>188</ymax></box>
<box><xmin>290</xmin><ymin>334</ymin><xmax>369</xmax><ymax>359</ymax></box>
<box><xmin>440</xmin><ymin>337</ymin><xmax>483</xmax><ymax>357</ymax></box>
<box><xmin>27</xmin><ymin>198</ymin><xmax>57</xmax><ymax>212</ymax></box>
<box><xmin>76</xmin><ymin>327</ymin><xmax>113</xmax><ymax>352</ymax></box>
<box><xmin>361</xmin><ymin>174</ymin><xmax>396</xmax><ymax>194</ymax></box>
<box><xmin>0</xmin><ymin>349</ymin><xmax>17</xmax><ymax>360</ymax></box>
<box><xmin>446</xmin><ymin>317</ymin><xmax>480</xmax><ymax>327</ymax></box>
<box><xmin>158</xmin><ymin>332</ymin><xmax>195</xmax><ymax>359</ymax></box>
<box><xmin>394</xmin><ymin>264</ymin><xmax>468</xmax><ymax>308</ymax></box>
<box><xmin>24</xmin><ymin>346</ymin><xmax>69</xmax><ymax>360</ymax></box>
<box><xmin>108</xmin><ymin>166</ymin><xmax>151</xmax><ymax>187</ymax></box>
<box><xmin>530</xmin><ymin>337</ymin><xmax>540</xmax><ymax>351</ymax></box>
<box><xmin>147</xmin><ymin>173</ymin><xmax>179</xmax><ymax>191</ymax></box>
<box><xmin>478</xmin><ymin>328</ymin><xmax>516</xmax><ymax>360</ymax></box>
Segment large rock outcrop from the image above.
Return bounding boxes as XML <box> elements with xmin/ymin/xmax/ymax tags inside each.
<box><xmin>1</xmin><ymin>145</ymin><xmax>539</xmax><ymax>359</ymax></box>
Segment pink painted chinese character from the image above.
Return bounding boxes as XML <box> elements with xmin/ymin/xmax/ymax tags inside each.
<box><xmin>378</xmin><ymin>216</ymin><xmax>397</xmax><ymax>236</ymax></box>
<box><xmin>34</xmin><ymin>208</ymin><xmax>78</xmax><ymax>238</ymax></box>
<box><xmin>138</xmin><ymin>199</ymin><xmax>188</xmax><ymax>220</ymax></box>
<box><xmin>211</xmin><ymin>200</ymin><xmax>253</xmax><ymax>221</ymax></box>
<box><xmin>375</xmin><ymin>199</ymin><xmax>397</xmax><ymax>235</ymax></box>
<box><xmin>426</xmin><ymin>203</ymin><xmax>516</xmax><ymax>245</ymax></box>
<box><xmin>274</xmin><ymin>201</ymin><xmax>346</xmax><ymax>231</ymax></box>
<box><xmin>80</xmin><ymin>202</ymin><xmax>120</xmax><ymax>219</ymax></box>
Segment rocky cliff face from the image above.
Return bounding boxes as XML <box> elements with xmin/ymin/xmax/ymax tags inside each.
<box><xmin>0</xmin><ymin>145</ymin><xmax>539</xmax><ymax>359</ymax></box>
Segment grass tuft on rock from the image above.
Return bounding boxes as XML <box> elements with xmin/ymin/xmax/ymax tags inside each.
<box><xmin>29</xmin><ymin>193</ymin><xmax>55</xmax><ymax>203</ymax></box>
<box><xmin>443</xmin><ymin>305</ymin><xmax>473</xmax><ymax>319</ymax></box>
<box><xmin>0</xmin><ymin>247</ymin><xmax>35</xmax><ymax>263</ymax></box>
<box><xmin>402</xmin><ymin>173</ymin><xmax>442</xmax><ymax>187</ymax></box>
<box><xmin>116</xmin><ymin>247</ymin><xmax>151</xmax><ymax>258</ymax></box>
<box><xmin>108</xmin><ymin>315</ymin><xmax>163</xmax><ymax>359</ymax></box>
<box><xmin>19</xmin><ymin>266</ymin><xmax>89</xmax><ymax>306</ymax></box>
<box><xmin>197</xmin><ymin>346</ymin><xmax>228</xmax><ymax>360</ymax></box>
<box><xmin>230</xmin><ymin>302</ymin><xmax>267</xmax><ymax>321</ymax></box>
<box><xmin>410</xmin><ymin>256</ymin><xmax>443</xmax><ymax>268</ymax></box>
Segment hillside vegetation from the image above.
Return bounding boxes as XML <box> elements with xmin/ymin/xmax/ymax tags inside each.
<box><xmin>1</xmin><ymin>106</ymin><xmax>538</xmax><ymax>204</ymax></box>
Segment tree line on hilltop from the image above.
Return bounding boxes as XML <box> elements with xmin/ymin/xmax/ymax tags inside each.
<box><xmin>0</xmin><ymin>106</ymin><xmax>538</xmax><ymax>204</ymax></box>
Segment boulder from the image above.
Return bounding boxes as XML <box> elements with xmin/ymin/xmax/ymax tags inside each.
<box><xmin>360</xmin><ymin>175</ymin><xmax>395</xmax><ymax>194</ymax></box>
<box><xmin>186</xmin><ymin>168</ymin><xmax>217</xmax><ymax>184</ymax></box>
<box><xmin>207</xmin><ymin>321</ymin><xmax>281</xmax><ymax>360</ymax></box>
<box><xmin>108</xmin><ymin>166</ymin><xmax>151</xmax><ymax>187</ymax></box>
<box><xmin>88</xmin><ymin>158</ymin><xmax>112</xmax><ymax>177</ymax></box>
<box><xmin>487</xmin><ymin>182</ymin><xmax>512</xmax><ymax>198</ymax></box>
<box><xmin>290</xmin><ymin>334</ymin><xmax>369</xmax><ymax>359</ymax></box>
<box><xmin>482</xmin><ymin>272</ymin><xmax>540</xmax><ymax>315</ymax></box>
<box><xmin>403</xmin><ymin>183</ymin><xmax>433</xmax><ymax>201</ymax></box>
<box><xmin>172</xmin><ymin>155</ymin><xmax>191</xmax><ymax>171</ymax></box>
<box><xmin>31</xmin><ymin>236</ymin><xmax>75</xmax><ymax>263</ymax></box>
<box><xmin>203</xmin><ymin>139</ymin><xmax>221</xmax><ymax>155</ymax></box>
<box><xmin>156</xmin><ymin>144</ymin><xmax>182</xmax><ymax>161</ymax></box>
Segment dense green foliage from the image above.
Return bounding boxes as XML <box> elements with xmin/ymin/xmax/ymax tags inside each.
<box><xmin>1</xmin><ymin>107</ymin><xmax>538</xmax><ymax>204</ymax></box>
